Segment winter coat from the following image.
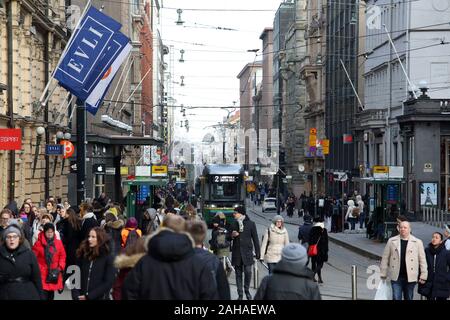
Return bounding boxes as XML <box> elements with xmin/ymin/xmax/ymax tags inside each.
<box><xmin>260</xmin><ymin>224</ymin><xmax>289</xmax><ymax>263</ymax></box>
<box><xmin>298</xmin><ymin>222</ymin><xmax>313</xmax><ymax>245</ymax></box>
<box><xmin>230</xmin><ymin>215</ymin><xmax>260</xmax><ymax>266</ymax></box>
<box><xmin>32</xmin><ymin>228</ymin><xmax>60</xmax><ymax>247</ymax></box>
<box><xmin>380</xmin><ymin>235</ymin><xmax>428</xmax><ymax>282</ymax></box>
<box><xmin>254</xmin><ymin>259</ymin><xmax>321</xmax><ymax>300</ymax></box>
<box><xmin>418</xmin><ymin>243</ymin><xmax>450</xmax><ymax>299</ymax></box>
<box><xmin>112</xmin><ymin>252</ymin><xmax>145</xmax><ymax>300</ymax></box>
<box><xmin>122</xmin><ymin>228</ymin><xmax>219</xmax><ymax>300</ymax></box>
<box><xmin>308</xmin><ymin>226</ymin><xmax>329</xmax><ymax>264</ymax></box>
<box><xmin>32</xmin><ymin>232</ymin><xmax>66</xmax><ymax>291</ymax></box>
<box><xmin>80</xmin><ymin>212</ymin><xmax>98</xmax><ymax>241</ymax></box>
<box><xmin>105</xmin><ymin>220</ymin><xmax>124</xmax><ymax>257</ymax></box>
<box><xmin>0</xmin><ymin>244</ymin><xmax>43</xmax><ymax>300</ymax></box>
<box><xmin>58</xmin><ymin>220</ymin><xmax>81</xmax><ymax>269</ymax></box>
<box><xmin>193</xmin><ymin>247</ymin><xmax>230</xmax><ymax>300</ymax></box>
<box><xmin>71</xmin><ymin>253</ymin><xmax>116</xmax><ymax>300</ymax></box>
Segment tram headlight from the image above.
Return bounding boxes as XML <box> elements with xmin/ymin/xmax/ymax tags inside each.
<box><xmin>234</xmin><ymin>204</ymin><xmax>239</xmax><ymax>208</ymax></box>
<box><xmin>210</xmin><ymin>204</ymin><xmax>217</xmax><ymax>208</ymax></box>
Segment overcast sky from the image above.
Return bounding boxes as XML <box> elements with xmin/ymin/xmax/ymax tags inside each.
<box><xmin>160</xmin><ymin>0</ymin><xmax>283</xmax><ymax>144</ymax></box>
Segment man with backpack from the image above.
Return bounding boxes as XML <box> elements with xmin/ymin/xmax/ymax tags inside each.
<box><xmin>121</xmin><ymin>217</ymin><xmax>142</xmax><ymax>249</ymax></box>
<box><xmin>209</xmin><ymin>213</ymin><xmax>233</xmax><ymax>275</ymax></box>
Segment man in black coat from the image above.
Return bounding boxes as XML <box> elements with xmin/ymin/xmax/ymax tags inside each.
<box><xmin>230</xmin><ymin>206</ymin><xmax>260</xmax><ymax>300</ymax></box>
<box><xmin>122</xmin><ymin>215</ymin><xmax>218</xmax><ymax>300</ymax></box>
<box><xmin>186</xmin><ymin>220</ymin><xmax>230</xmax><ymax>300</ymax></box>
<box><xmin>254</xmin><ymin>243</ymin><xmax>321</xmax><ymax>300</ymax></box>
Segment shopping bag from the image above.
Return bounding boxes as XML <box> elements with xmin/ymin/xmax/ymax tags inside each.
<box><xmin>374</xmin><ymin>280</ymin><xmax>392</xmax><ymax>300</ymax></box>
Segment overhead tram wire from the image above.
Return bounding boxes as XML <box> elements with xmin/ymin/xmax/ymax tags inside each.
<box><xmin>97</xmin><ymin>0</ymin><xmax>423</xmax><ymax>11</ymax></box>
<box><xmin>102</xmin><ymin>99</ymin><xmax>300</xmax><ymax>109</ymax></box>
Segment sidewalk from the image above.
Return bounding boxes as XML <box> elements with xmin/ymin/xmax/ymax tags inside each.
<box><xmin>247</xmin><ymin>200</ymin><xmax>444</xmax><ymax>260</ymax></box>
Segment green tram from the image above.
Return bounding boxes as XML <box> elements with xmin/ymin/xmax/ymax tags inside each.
<box><xmin>198</xmin><ymin>164</ymin><xmax>246</xmax><ymax>226</ymax></box>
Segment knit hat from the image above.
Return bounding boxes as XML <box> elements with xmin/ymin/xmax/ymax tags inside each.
<box><xmin>272</xmin><ymin>215</ymin><xmax>284</xmax><ymax>223</ymax></box>
<box><xmin>281</xmin><ymin>243</ymin><xmax>308</xmax><ymax>266</ymax></box>
<box><xmin>2</xmin><ymin>225</ymin><xmax>22</xmax><ymax>241</ymax></box>
<box><xmin>43</xmin><ymin>223</ymin><xmax>55</xmax><ymax>233</ymax></box>
<box><xmin>109</xmin><ymin>207</ymin><xmax>118</xmax><ymax>216</ymax></box>
<box><xmin>234</xmin><ymin>206</ymin><xmax>246</xmax><ymax>215</ymax></box>
<box><xmin>104</xmin><ymin>211</ymin><xmax>117</xmax><ymax>224</ymax></box>
<box><xmin>125</xmin><ymin>217</ymin><xmax>138</xmax><ymax>229</ymax></box>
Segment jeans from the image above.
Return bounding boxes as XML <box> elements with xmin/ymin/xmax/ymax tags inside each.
<box><xmin>235</xmin><ymin>264</ymin><xmax>253</xmax><ymax>298</ymax></box>
<box><xmin>391</xmin><ymin>277</ymin><xmax>416</xmax><ymax>300</ymax></box>
<box><xmin>267</xmin><ymin>262</ymin><xmax>277</xmax><ymax>274</ymax></box>
<box><xmin>349</xmin><ymin>217</ymin><xmax>357</xmax><ymax>230</ymax></box>
<box><xmin>359</xmin><ymin>212</ymin><xmax>366</xmax><ymax>228</ymax></box>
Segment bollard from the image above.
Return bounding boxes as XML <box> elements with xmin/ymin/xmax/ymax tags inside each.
<box><xmin>253</xmin><ymin>261</ymin><xmax>258</xmax><ymax>289</ymax></box>
<box><xmin>351</xmin><ymin>265</ymin><xmax>357</xmax><ymax>300</ymax></box>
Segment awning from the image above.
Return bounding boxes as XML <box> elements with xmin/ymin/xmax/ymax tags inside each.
<box><xmin>353</xmin><ymin>177</ymin><xmax>405</xmax><ymax>184</ymax></box>
<box><xmin>80</xmin><ymin>133</ymin><xmax>164</xmax><ymax>146</ymax></box>
<box><xmin>122</xmin><ymin>178</ymin><xmax>168</xmax><ymax>187</ymax></box>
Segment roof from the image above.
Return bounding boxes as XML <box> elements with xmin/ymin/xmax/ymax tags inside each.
<box><xmin>203</xmin><ymin>164</ymin><xmax>244</xmax><ymax>175</ymax></box>
<box><xmin>122</xmin><ymin>178</ymin><xmax>168</xmax><ymax>186</ymax></box>
<box><xmin>352</xmin><ymin>177</ymin><xmax>405</xmax><ymax>184</ymax></box>
<box><xmin>236</xmin><ymin>61</ymin><xmax>262</xmax><ymax>79</ymax></box>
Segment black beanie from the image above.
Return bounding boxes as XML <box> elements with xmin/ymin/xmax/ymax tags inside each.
<box><xmin>43</xmin><ymin>222</ymin><xmax>55</xmax><ymax>233</ymax></box>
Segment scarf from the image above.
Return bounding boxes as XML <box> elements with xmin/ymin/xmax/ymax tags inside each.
<box><xmin>428</xmin><ymin>243</ymin><xmax>444</xmax><ymax>256</ymax></box>
<box><xmin>237</xmin><ymin>215</ymin><xmax>245</xmax><ymax>232</ymax></box>
<box><xmin>44</xmin><ymin>236</ymin><xmax>57</xmax><ymax>267</ymax></box>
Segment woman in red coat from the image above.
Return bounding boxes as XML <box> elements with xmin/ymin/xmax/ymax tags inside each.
<box><xmin>32</xmin><ymin>223</ymin><xmax>66</xmax><ymax>300</ymax></box>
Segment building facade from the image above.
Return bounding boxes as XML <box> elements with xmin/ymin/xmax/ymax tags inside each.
<box><xmin>300</xmin><ymin>0</ymin><xmax>327</xmax><ymax>196</ymax></box>
<box><xmin>325</xmin><ymin>0</ymin><xmax>360</xmax><ymax>197</ymax></box>
<box><xmin>357</xmin><ymin>0</ymin><xmax>450</xmax><ymax>214</ymax></box>
<box><xmin>0</xmin><ymin>0</ymin><xmax>70</xmax><ymax>206</ymax></box>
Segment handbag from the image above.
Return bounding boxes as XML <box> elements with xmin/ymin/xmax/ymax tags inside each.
<box><xmin>46</xmin><ymin>268</ymin><xmax>60</xmax><ymax>284</ymax></box>
<box><xmin>308</xmin><ymin>233</ymin><xmax>322</xmax><ymax>257</ymax></box>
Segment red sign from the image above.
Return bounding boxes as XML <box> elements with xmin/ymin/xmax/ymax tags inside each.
<box><xmin>60</xmin><ymin>140</ymin><xmax>75</xmax><ymax>159</ymax></box>
<box><xmin>0</xmin><ymin>129</ymin><xmax>22</xmax><ymax>150</ymax></box>
<box><xmin>343</xmin><ymin>134</ymin><xmax>353</xmax><ymax>144</ymax></box>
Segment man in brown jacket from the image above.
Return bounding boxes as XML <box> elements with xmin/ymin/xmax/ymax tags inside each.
<box><xmin>380</xmin><ymin>221</ymin><xmax>427</xmax><ymax>300</ymax></box>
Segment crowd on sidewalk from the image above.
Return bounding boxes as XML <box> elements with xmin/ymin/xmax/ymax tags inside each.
<box><xmin>1</xmin><ymin>183</ymin><xmax>448</xmax><ymax>301</ymax></box>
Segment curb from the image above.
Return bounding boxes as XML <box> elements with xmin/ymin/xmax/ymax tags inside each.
<box><xmin>249</xmin><ymin>207</ymin><xmax>382</xmax><ymax>261</ymax></box>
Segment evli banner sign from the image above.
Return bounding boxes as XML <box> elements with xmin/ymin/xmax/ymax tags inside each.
<box><xmin>0</xmin><ymin>129</ymin><xmax>22</xmax><ymax>150</ymax></box>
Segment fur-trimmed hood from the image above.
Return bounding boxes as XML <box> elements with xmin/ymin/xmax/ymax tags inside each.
<box><xmin>143</xmin><ymin>227</ymin><xmax>195</xmax><ymax>262</ymax></box>
<box><xmin>114</xmin><ymin>253</ymin><xmax>146</xmax><ymax>270</ymax></box>
<box><xmin>106</xmin><ymin>219</ymin><xmax>124</xmax><ymax>230</ymax></box>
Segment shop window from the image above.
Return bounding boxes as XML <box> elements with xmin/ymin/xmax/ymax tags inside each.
<box><xmin>94</xmin><ymin>174</ymin><xmax>105</xmax><ymax>199</ymax></box>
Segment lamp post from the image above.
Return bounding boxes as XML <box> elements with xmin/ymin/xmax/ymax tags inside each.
<box><xmin>32</xmin><ymin>126</ymin><xmax>45</xmax><ymax>179</ymax></box>
<box><xmin>61</xmin><ymin>132</ymin><xmax>71</xmax><ymax>175</ymax></box>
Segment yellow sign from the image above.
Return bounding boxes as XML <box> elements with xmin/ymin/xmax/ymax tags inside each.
<box><xmin>309</xmin><ymin>135</ymin><xmax>317</xmax><ymax>147</ymax></box>
<box><xmin>322</xmin><ymin>139</ymin><xmax>329</xmax><ymax>148</ymax></box>
<box><xmin>310</xmin><ymin>128</ymin><xmax>317</xmax><ymax>135</ymax></box>
<box><xmin>373</xmin><ymin>166</ymin><xmax>389</xmax><ymax>173</ymax></box>
<box><xmin>323</xmin><ymin>146</ymin><xmax>329</xmax><ymax>155</ymax></box>
<box><xmin>120</xmin><ymin>167</ymin><xmax>129</xmax><ymax>175</ymax></box>
<box><xmin>151</xmin><ymin>165</ymin><xmax>168</xmax><ymax>177</ymax></box>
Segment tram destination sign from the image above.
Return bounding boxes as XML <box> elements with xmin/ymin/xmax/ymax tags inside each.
<box><xmin>213</xmin><ymin>175</ymin><xmax>237</xmax><ymax>183</ymax></box>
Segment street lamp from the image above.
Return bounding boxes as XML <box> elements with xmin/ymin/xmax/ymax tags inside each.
<box><xmin>176</xmin><ymin>9</ymin><xmax>184</xmax><ymax>25</ymax></box>
<box><xmin>179</xmin><ymin>49</ymin><xmax>185</xmax><ymax>63</ymax></box>
<box><xmin>32</xmin><ymin>126</ymin><xmax>45</xmax><ymax>179</ymax></box>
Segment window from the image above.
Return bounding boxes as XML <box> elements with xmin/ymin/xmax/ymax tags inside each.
<box><xmin>211</xmin><ymin>182</ymin><xmax>238</xmax><ymax>200</ymax></box>
<box><xmin>94</xmin><ymin>174</ymin><xmax>105</xmax><ymax>199</ymax></box>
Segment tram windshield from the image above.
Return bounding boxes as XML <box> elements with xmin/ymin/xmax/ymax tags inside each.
<box><xmin>211</xmin><ymin>182</ymin><xmax>239</xmax><ymax>200</ymax></box>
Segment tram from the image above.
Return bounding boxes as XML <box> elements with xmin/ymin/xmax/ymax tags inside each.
<box><xmin>197</xmin><ymin>164</ymin><xmax>246</xmax><ymax>226</ymax></box>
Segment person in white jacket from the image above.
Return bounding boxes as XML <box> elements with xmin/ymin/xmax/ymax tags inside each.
<box><xmin>260</xmin><ymin>215</ymin><xmax>290</xmax><ymax>274</ymax></box>
<box><xmin>345</xmin><ymin>200</ymin><xmax>358</xmax><ymax>231</ymax></box>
